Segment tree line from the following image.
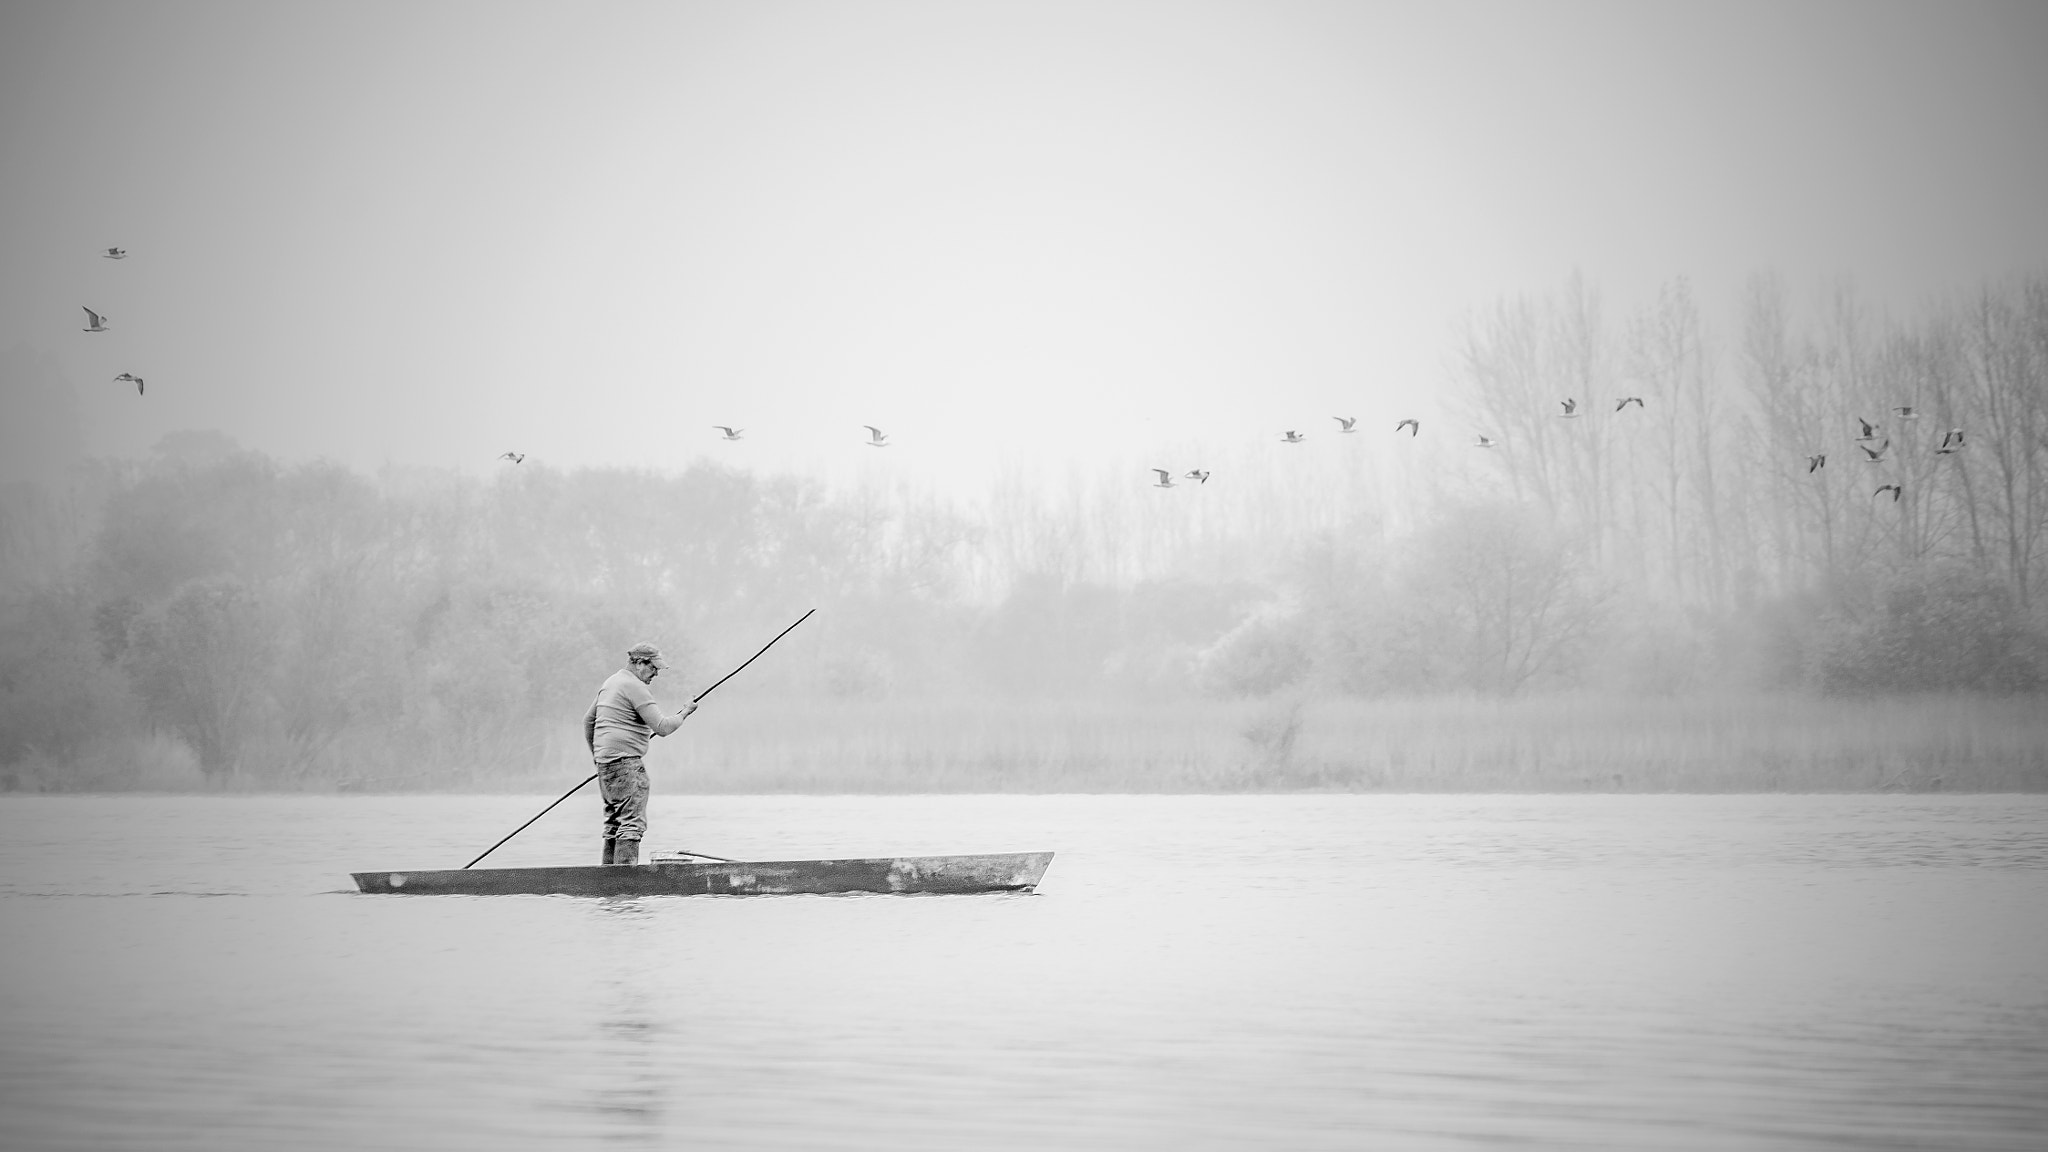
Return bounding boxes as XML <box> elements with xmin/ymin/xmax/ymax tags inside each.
<box><xmin>1451</xmin><ymin>272</ymin><xmax>2048</xmax><ymax>693</ymax></box>
<box><xmin>1</xmin><ymin>274</ymin><xmax>2043</xmax><ymax>789</ymax></box>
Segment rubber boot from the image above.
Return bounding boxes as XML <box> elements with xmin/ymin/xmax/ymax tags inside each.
<box><xmin>613</xmin><ymin>838</ymin><xmax>639</xmax><ymax>866</ymax></box>
<box><xmin>602</xmin><ymin>838</ymin><xmax>617</xmax><ymax>865</ymax></box>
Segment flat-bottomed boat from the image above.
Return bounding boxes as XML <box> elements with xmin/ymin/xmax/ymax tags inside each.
<box><xmin>352</xmin><ymin>851</ymin><xmax>1053</xmax><ymax>897</ymax></box>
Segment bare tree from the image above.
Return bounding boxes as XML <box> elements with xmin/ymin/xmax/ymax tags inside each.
<box><xmin>1407</xmin><ymin>504</ymin><xmax>1606</xmax><ymax>694</ymax></box>
<box><xmin>1456</xmin><ymin>294</ymin><xmax>1555</xmax><ymax>509</ymax></box>
<box><xmin>1628</xmin><ymin>278</ymin><xmax>1724</xmax><ymax>601</ymax></box>
<box><xmin>1959</xmin><ymin>280</ymin><xmax>2048</xmax><ymax>608</ymax></box>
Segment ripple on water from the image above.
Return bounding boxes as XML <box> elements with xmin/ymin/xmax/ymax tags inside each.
<box><xmin>1</xmin><ymin>792</ymin><xmax>2044</xmax><ymax>1151</ymax></box>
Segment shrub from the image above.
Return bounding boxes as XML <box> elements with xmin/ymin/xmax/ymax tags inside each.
<box><xmin>1812</xmin><ymin>566</ymin><xmax>2046</xmax><ymax>694</ymax></box>
<box><xmin>1198</xmin><ymin>607</ymin><xmax>1313</xmax><ymax>696</ymax></box>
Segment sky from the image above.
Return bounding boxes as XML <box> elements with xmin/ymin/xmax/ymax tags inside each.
<box><xmin>4</xmin><ymin>0</ymin><xmax>2047</xmax><ymax>497</ymax></box>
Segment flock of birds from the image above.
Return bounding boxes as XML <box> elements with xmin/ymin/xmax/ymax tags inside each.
<box><xmin>1458</xmin><ymin>397</ymin><xmax>1639</xmax><ymax>453</ymax></box>
<box><xmin>1805</xmin><ymin>407</ymin><xmax>1967</xmax><ymax>503</ymax></box>
<box><xmin>79</xmin><ymin>244</ymin><xmax>1963</xmax><ymax>505</ymax></box>
<box><xmin>488</xmin><ymin>386</ymin><xmax>1964</xmax><ymax>502</ymax></box>
<box><xmin>500</xmin><ymin>423</ymin><xmax>893</xmax><ymax>463</ymax></box>
<box><xmin>83</xmin><ymin>248</ymin><xmax>144</xmax><ymax>394</ymax></box>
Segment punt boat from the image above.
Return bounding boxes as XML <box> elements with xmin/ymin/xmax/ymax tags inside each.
<box><xmin>352</xmin><ymin>851</ymin><xmax>1053</xmax><ymax>897</ymax></box>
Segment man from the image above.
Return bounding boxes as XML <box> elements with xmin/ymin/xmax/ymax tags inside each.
<box><xmin>584</xmin><ymin>642</ymin><xmax>698</xmax><ymax>865</ymax></box>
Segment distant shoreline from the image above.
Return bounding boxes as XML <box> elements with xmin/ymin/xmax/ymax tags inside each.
<box><xmin>9</xmin><ymin>693</ymin><xmax>2043</xmax><ymax>795</ymax></box>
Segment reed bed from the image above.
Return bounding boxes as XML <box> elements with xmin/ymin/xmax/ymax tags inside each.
<box><xmin>553</xmin><ymin>693</ymin><xmax>2048</xmax><ymax>794</ymax></box>
<box><xmin>30</xmin><ymin>693</ymin><xmax>2039</xmax><ymax>793</ymax></box>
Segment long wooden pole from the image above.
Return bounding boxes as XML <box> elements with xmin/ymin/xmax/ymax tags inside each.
<box><xmin>460</xmin><ymin>609</ymin><xmax>816</xmax><ymax>869</ymax></box>
<box><xmin>461</xmin><ymin>773</ymin><xmax>596</xmax><ymax>869</ymax></box>
<box><xmin>689</xmin><ymin>608</ymin><xmax>815</xmax><ymax>703</ymax></box>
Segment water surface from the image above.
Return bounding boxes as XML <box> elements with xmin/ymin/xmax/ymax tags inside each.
<box><xmin>2</xmin><ymin>793</ymin><xmax>2043</xmax><ymax>1150</ymax></box>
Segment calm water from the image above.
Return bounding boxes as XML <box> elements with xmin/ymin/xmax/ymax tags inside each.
<box><xmin>1</xmin><ymin>793</ymin><xmax>2043</xmax><ymax>1150</ymax></box>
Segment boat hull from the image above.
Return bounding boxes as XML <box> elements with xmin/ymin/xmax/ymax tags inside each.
<box><xmin>351</xmin><ymin>851</ymin><xmax>1053</xmax><ymax>897</ymax></box>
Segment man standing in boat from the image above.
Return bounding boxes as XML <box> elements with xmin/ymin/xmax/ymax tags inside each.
<box><xmin>584</xmin><ymin>642</ymin><xmax>697</xmax><ymax>865</ymax></box>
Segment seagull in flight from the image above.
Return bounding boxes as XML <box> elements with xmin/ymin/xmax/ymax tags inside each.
<box><xmin>1856</xmin><ymin>417</ymin><xmax>1880</xmax><ymax>442</ymax></box>
<box><xmin>114</xmin><ymin>372</ymin><xmax>144</xmax><ymax>396</ymax></box>
<box><xmin>1396</xmin><ymin>418</ymin><xmax>1419</xmax><ymax>436</ymax></box>
<box><xmin>82</xmin><ymin>307</ymin><xmax>109</xmax><ymax>332</ymax></box>
<box><xmin>1615</xmin><ymin>396</ymin><xmax>1645</xmax><ymax>411</ymax></box>
<box><xmin>1892</xmin><ymin>406</ymin><xmax>1919</xmax><ymax>419</ymax></box>
<box><xmin>1334</xmin><ymin>416</ymin><xmax>1357</xmax><ymax>433</ymax></box>
<box><xmin>1874</xmin><ymin>484</ymin><xmax>1902</xmax><ymax>502</ymax></box>
<box><xmin>713</xmin><ymin>426</ymin><xmax>743</xmax><ymax>440</ymax></box>
<box><xmin>102</xmin><ymin>247</ymin><xmax>127</xmax><ymax>260</ymax></box>
<box><xmin>1807</xmin><ymin>453</ymin><xmax>1825</xmax><ymax>473</ymax></box>
<box><xmin>1151</xmin><ymin>469</ymin><xmax>1176</xmax><ymax>489</ymax></box>
<box><xmin>1280</xmin><ymin>430</ymin><xmax>1306</xmax><ymax>443</ymax></box>
<box><xmin>1474</xmin><ymin>434</ymin><xmax>1498</xmax><ymax>448</ymax></box>
<box><xmin>1558</xmin><ymin>398</ymin><xmax>1580</xmax><ymax>418</ymax></box>
<box><xmin>1859</xmin><ymin>440</ymin><xmax>1890</xmax><ymax>463</ymax></box>
<box><xmin>1936</xmin><ymin>428</ymin><xmax>1965</xmax><ymax>454</ymax></box>
<box><xmin>1184</xmin><ymin>469</ymin><xmax>1210</xmax><ymax>484</ymax></box>
<box><xmin>498</xmin><ymin>452</ymin><xmax>524</xmax><ymax>463</ymax></box>
<box><xmin>863</xmin><ymin>425</ymin><xmax>890</xmax><ymax>447</ymax></box>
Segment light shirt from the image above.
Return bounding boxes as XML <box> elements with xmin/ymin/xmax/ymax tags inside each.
<box><xmin>585</xmin><ymin>669</ymin><xmax>684</xmax><ymax>762</ymax></box>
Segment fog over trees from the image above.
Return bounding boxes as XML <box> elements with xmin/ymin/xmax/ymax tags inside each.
<box><xmin>3</xmin><ymin>275</ymin><xmax>2045</xmax><ymax>791</ymax></box>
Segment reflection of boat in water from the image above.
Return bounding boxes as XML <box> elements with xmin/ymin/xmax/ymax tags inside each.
<box><xmin>352</xmin><ymin>851</ymin><xmax>1054</xmax><ymax>896</ymax></box>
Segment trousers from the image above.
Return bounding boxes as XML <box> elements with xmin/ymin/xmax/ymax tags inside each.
<box><xmin>597</xmin><ymin>756</ymin><xmax>649</xmax><ymax>840</ymax></box>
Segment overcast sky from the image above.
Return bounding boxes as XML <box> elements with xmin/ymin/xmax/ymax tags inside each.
<box><xmin>4</xmin><ymin>0</ymin><xmax>2046</xmax><ymax>494</ymax></box>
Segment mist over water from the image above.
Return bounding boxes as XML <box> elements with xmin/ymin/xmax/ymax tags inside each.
<box><xmin>3</xmin><ymin>793</ymin><xmax>2044</xmax><ymax>1150</ymax></box>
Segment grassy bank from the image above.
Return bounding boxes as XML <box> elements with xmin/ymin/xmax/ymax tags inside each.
<box><xmin>625</xmin><ymin>693</ymin><xmax>2048</xmax><ymax>793</ymax></box>
<box><xmin>11</xmin><ymin>693</ymin><xmax>2045</xmax><ymax>793</ymax></box>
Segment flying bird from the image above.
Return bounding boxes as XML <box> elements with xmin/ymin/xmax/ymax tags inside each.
<box><xmin>1558</xmin><ymin>398</ymin><xmax>1580</xmax><ymax>418</ymax></box>
<box><xmin>1856</xmin><ymin>417</ymin><xmax>1880</xmax><ymax>441</ymax></box>
<box><xmin>498</xmin><ymin>452</ymin><xmax>524</xmax><ymax>463</ymax></box>
<box><xmin>863</xmin><ymin>425</ymin><xmax>889</xmax><ymax>447</ymax></box>
<box><xmin>114</xmin><ymin>372</ymin><xmax>144</xmax><ymax>396</ymax></box>
<box><xmin>1395</xmin><ymin>419</ymin><xmax>1419</xmax><ymax>436</ymax></box>
<box><xmin>1874</xmin><ymin>484</ymin><xmax>1902</xmax><ymax>502</ymax></box>
<box><xmin>1936</xmin><ymin>428</ymin><xmax>1965</xmax><ymax>454</ymax></box>
<box><xmin>1334</xmin><ymin>416</ymin><xmax>1357</xmax><ymax>433</ymax></box>
<box><xmin>1859</xmin><ymin>440</ymin><xmax>1890</xmax><ymax>463</ymax></box>
<box><xmin>102</xmin><ymin>247</ymin><xmax>126</xmax><ymax>260</ymax></box>
<box><xmin>1615</xmin><ymin>397</ymin><xmax>1645</xmax><ymax>411</ymax></box>
<box><xmin>713</xmin><ymin>426</ymin><xmax>743</xmax><ymax>440</ymax></box>
<box><xmin>1807</xmin><ymin>453</ymin><xmax>1825</xmax><ymax>473</ymax></box>
<box><xmin>1280</xmin><ymin>430</ymin><xmax>1306</xmax><ymax>443</ymax></box>
<box><xmin>1184</xmin><ymin>469</ymin><xmax>1210</xmax><ymax>484</ymax></box>
<box><xmin>1151</xmin><ymin>469</ymin><xmax>1176</xmax><ymax>489</ymax></box>
<box><xmin>82</xmin><ymin>307</ymin><xmax>109</xmax><ymax>332</ymax></box>
<box><xmin>1474</xmin><ymin>434</ymin><xmax>1497</xmax><ymax>448</ymax></box>
<box><xmin>1892</xmin><ymin>406</ymin><xmax>1919</xmax><ymax>419</ymax></box>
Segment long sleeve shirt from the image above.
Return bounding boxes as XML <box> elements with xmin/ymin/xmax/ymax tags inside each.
<box><xmin>584</xmin><ymin>669</ymin><xmax>687</xmax><ymax>762</ymax></box>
